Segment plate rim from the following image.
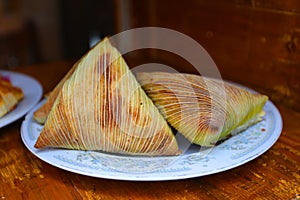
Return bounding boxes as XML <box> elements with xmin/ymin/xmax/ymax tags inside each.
<box><xmin>21</xmin><ymin>97</ymin><xmax>282</xmax><ymax>181</ymax></box>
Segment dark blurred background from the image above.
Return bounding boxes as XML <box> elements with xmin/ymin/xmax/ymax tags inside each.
<box><xmin>0</xmin><ymin>0</ymin><xmax>300</xmax><ymax>110</ymax></box>
<box><xmin>0</xmin><ymin>0</ymin><xmax>116</xmax><ymax>69</ymax></box>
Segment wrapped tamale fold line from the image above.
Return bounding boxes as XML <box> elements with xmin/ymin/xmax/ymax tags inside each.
<box><xmin>34</xmin><ymin>58</ymin><xmax>81</xmax><ymax>124</ymax></box>
<box><xmin>34</xmin><ymin>38</ymin><xmax>180</xmax><ymax>156</ymax></box>
<box><xmin>136</xmin><ymin>72</ymin><xmax>268</xmax><ymax>147</ymax></box>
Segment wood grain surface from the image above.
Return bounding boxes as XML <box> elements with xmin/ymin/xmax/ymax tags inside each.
<box><xmin>0</xmin><ymin>61</ymin><xmax>299</xmax><ymax>199</ymax></box>
<box><xmin>127</xmin><ymin>0</ymin><xmax>300</xmax><ymax>112</ymax></box>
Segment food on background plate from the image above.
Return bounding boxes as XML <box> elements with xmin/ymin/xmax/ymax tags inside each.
<box><xmin>0</xmin><ymin>75</ymin><xmax>24</xmax><ymax>118</ymax></box>
<box><xmin>34</xmin><ymin>38</ymin><xmax>180</xmax><ymax>156</ymax></box>
<box><xmin>136</xmin><ymin>72</ymin><xmax>268</xmax><ymax>147</ymax></box>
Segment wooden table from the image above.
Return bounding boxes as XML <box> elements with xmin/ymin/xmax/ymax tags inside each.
<box><xmin>0</xmin><ymin>61</ymin><xmax>299</xmax><ymax>199</ymax></box>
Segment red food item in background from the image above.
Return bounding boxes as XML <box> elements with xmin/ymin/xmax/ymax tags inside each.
<box><xmin>0</xmin><ymin>75</ymin><xmax>11</xmax><ymax>83</ymax></box>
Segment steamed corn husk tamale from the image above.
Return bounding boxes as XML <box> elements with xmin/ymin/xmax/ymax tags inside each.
<box><xmin>136</xmin><ymin>72</ymin><xmax>268</xmax><ymax>147</ymax></box>
<box><xmin>34</xmin><ymin>38</ymin><xmax>180</xmax><ymax>156</ymax></box>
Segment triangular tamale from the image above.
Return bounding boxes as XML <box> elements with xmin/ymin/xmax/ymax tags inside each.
<box><xmin>34</xmin><ymin>38</ymin><xmax>180</xmax><ymax>156</ymax></box>
<box><xmin>136</xmin><ymin>72</ymin><xmax>268</xmax><ymax>147</ymax></box>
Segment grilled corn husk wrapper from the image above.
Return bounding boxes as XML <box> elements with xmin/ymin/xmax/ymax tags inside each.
<box><xmin>136</xmin><ymin>72</ymin><xmax>268</xmax><ymax>147</ymax></box>
<box><xmin>34</xmin><ymin>38</ymin><xmax>180</xmax><ymax>156</ymax></box>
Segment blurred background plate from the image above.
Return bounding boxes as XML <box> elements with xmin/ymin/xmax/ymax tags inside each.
<box><xmin>0</xmin><ymin>70</ymin><xmax>43</xmax><ymax>128</ymax></box>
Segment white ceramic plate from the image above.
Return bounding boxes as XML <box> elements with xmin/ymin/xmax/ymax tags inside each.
<box><xmin>0</xmin><ymin>70</ymin><xmax>43</xmax><ymax>128</ymax></box>
<box><xmin>21</xmin><ymin>91</ymin><xmax>282</xmax><ymax>181</ymax></box>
